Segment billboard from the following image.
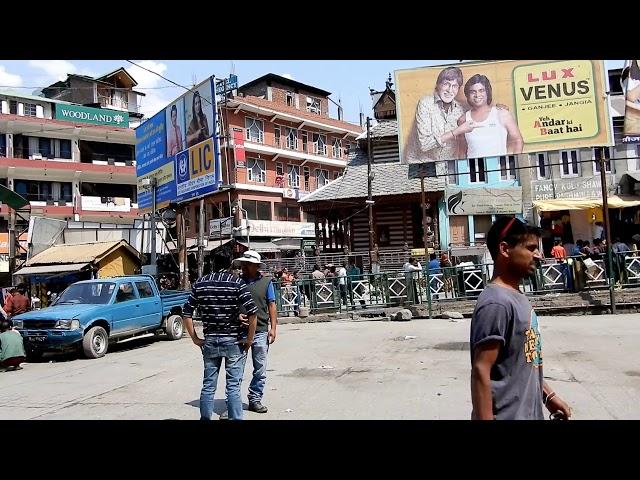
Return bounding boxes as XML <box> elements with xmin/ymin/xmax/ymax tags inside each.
<box><xmin>55</xmin><ymin>104</ymin><xmax>129</xmax><ymax>127</ymax></box>
<box><xmin>396</xmin><ymin>60</ymin><xmax>613</xmax><ymax>165</ymax></box>
<box><xmin>136</xmin><ymin>76</ymin><xmax>221</xmax><ymax>211</ymax></box>
<box><xmin>622</xmin><ymin>60</ymin><xmax>640</xmax><ymax>143</ymax></box>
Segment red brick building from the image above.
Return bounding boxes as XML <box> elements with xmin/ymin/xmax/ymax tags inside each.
<box><xmin>183</xmin><ymin>73</ymin><xmax>362</xmax><ymax>257</ymax></box>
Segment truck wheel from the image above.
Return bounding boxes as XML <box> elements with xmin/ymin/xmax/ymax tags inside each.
<box><xmin>165</xmin><ymin>315</ymin><xmax>184</xmax><ymax>340</ymax></box>
<box><xmin>83</xmin><ymin>326</ymin><xmax>109</xmax><ymax>359</ymax></box>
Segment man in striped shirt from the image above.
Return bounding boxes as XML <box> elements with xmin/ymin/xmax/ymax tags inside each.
<box><xmin>183</xmin><ymin>270</ymin><xmax>258</xmax><ymax>421</ymax></box>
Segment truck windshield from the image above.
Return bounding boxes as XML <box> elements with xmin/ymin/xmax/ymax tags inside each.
<box><xmin>56</xmin><ymin>282</ymin><xmax>117</xmax><ymax>305</ymax></box>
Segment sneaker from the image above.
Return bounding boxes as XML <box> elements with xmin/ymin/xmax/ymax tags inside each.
<box><xmin>218</xmin><ymin>410</ymin><xmax>229</xmax><ymax>420</ymax></box>
<box><xmin>248</xmin><ymin>402</ymin><xmax>268</xmax><ymax>413</ymax></box>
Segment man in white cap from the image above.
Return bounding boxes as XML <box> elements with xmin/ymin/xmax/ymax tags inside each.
<box><xmin>220</xmin><ymin>250</ymin><xmax>277</xmax><ymax>418</ymax></box>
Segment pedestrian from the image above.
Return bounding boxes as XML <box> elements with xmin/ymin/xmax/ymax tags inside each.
<box><xmin>370</xmin><ymin>243</ymin><xmax>381</xmax><ymax>275</ymax></box>
<box><xmin>470</xmin><ymin>217</ymin><xmax>572</xmax><ymax>420</ymax></box>
<box><xmin>312</xmin><ymin>264</ymin><xmax>325</xmax><ymax>280</ymax></box>
<box><xmin>551</xmin><ymin>239</ymin><xmax>567</xmax><ymax>260</ymax></box>
<box><xmin>337</xmin><ymin>262</ymin><xmax>348</xmax><ymax>307</ymax></box>
<box><xmin>0</xmin><ymin>318</ymin><xmax>26</xmax><ymax>371</ymax></box>
<box><xmin>218</xmin><ymin>250</ymin><xmax>277</xmax><ymax>419</ymax></box>
<box><xmin>347</xmin><ymin>259</ymin><xmax>366</xmax><ymax>309</ymax></box>
<box><xmin>182</xmin><ymin>267</ymin><xmax>258</xmax><ymax>421</ymax></box>
<box><xmin>403</xmin><ymin>257</ymin><xmax>422</xmax><ymax>303</ymax></box>
<box><xmin>4</xmin><ymin>285</ymin><xmax>31</xmax><ymax>320</ymax></box>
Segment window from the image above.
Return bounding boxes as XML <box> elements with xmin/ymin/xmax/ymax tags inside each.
<box><xmin>301</xmin><ymin>132</ymin><xmax>308</xmax><ymax>153</ymax></box>
<box><xmin>560</xmin><ymin>150</ymin><xmax>580</xmax><ymax>177</ymax></box>
<box><xmin>303</xmin><ymin>166</ymin><xmax>310</xmax><ymax>190</ymax></box>
<box><xmin>447</xmin><ymin>160</ymin><xmax>458</xmax><ymax>185</ymax></box>
<box><xmin>500</xmin><ymin>155</ymin><xmax>517</xmax><ymax>181</ymax></box>
<box><xmin>469</xmin><ymin>158</ymin><xmax>486</xmax><ymax>183</ymax></box>
<box><xmin>593</xmin><ymin>147</ymin><xmax>613</xmax><ymax>174</ymax></box>
<box><xmin>288</xmin><ymin>164</ymin><xmax>300</xmax><ymax>188</ymax></box>
<box><xmin>285</xmin><ymin>127</ymin><xmax>298</xmax><ymax>150</ymax></box>
<box><xmin>9</xmin><ymin>100</ymin><xmax>17</xmax><ymax>115</ymax></box>
<box><xmin>115</xmin><ymin>283</ymin><xmax>137</xmax><ymax>303</ymax></box>
<box><xmin>59</xmin><ymin>139</ymin><xmax>72</xmax><ymax>159</ymax></box>
<box><xmin>135</xmin><ymin>281</ymin><xmax>154</xmax><ymax>299</ymax></box>
<box><xmin>247</xmin><ymin>158</ymin><xmax>266</xmax><ymax>183</ymax></box>
<box><xmin>23</xmin><ymin>103</ymin><xmax>37</xmax><ymax>117</ymax></box>
<box><xmin>533</xmin><ymin>152</ymin><xmax>550</xmax><ymax>179</ymax></box>
<box><xmin>333</xmin><ymin>171</ymin><xmax>341</xmax><ymax>180</ymax></box>
<box><xmin>276</xmin><ymin>203</ymin><xmax>300</xmax><ymax>222</ymax></box>
<box><xmin>274</xmin><ymin>126</ymin><xmax>281</xmax><ymax>147</ymax></box>
<box><xmin>332</xmin><ymin>138</ymin><xmax>342</xmax><ymax>158</ymax></box>
<box><xmin>242</xmin><ymin>200</ymin><xmax>272</xmax><ymax>220</ymax></box>
<box><xmin>306</xmin><ymin>96</ymin><xmax>321</xmax><ymax>114</ymax></box>
<box><xmin>312</xmin><ymin>133</ymin><xmax>327</xmax><ymax>156</ymax></box>
<box><xmin>635</xmin><ymin>145</ymin><xmax>640</xmax><ymax>171</ymax></box>
<box><xmin>315</xmin><ymin>169</ymin><xmax>329</xmax><ymax>188</ymax></box>
<box><xmin>39</xmin><ymin>138</ymin><xmax>52</xmax><ymax>158</ymax></box>
<box><xmin>286</xmin><ymin>91</ymin><xmax>294</xmax><ymax>107</ymax></box>
<box><xmin>276</xmin><ymin>162</ymin><xmax>284</xmax><ymax>176</ymax></box>
<box><xmin>0</xmin><ymin>134</ymin><xmax>5</xmax><ymax>157</ymax></box>
<box><xmin>245</xmin><ymin>117</ymin><xmax>264</xmax><ymax>143</ymax></box>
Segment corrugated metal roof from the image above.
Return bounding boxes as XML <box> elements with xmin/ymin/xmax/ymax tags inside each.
<box><xmin>299</xmin><ymin>148</ymin><xmax>445</xmax><ymax>203</ymax></box>
<box><xmin>356</xmin><ymin>120</ymin><xmax>398</xmax><ymax>140</ymax></box>
<box><xmin>25</xmin><ymin>240</ymin><xmax>138</xmax><ymax>266</ymax></box>
<box><xmin>14</xmin><ymin>263</ymin><xmax>90</xmax><ymax>276</ymax></box>
<box><xmin>0</xmin><ymin>90</ymin><xmax>73</xmax><ymax>105</ymax></box>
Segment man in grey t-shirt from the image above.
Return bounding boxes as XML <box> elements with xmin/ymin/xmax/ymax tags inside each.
<box><xmin>470</xmin><ymin>217</ymin><xmax>572</xmax><ymax>420</ymax></box>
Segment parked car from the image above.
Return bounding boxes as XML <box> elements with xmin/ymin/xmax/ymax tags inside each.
<box><xmin>13</xmin><ymin>275</ymin><xmax>190</xmax><ymax>359</ymax></box>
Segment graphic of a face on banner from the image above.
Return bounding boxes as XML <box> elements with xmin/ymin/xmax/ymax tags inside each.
<box><xmin>622</xmin><ymin>60</ymin><xmax>640</xmax><ymax>142</ymax></box>
<box><xmin>395</xmin><ymin>60</ymin><xmax>613</xmax><ymax>165</ymax></box>
<box><xmin>184</xmin><ymin>80</ymin><xmax>215</xmax><ymax>148</ymax></box>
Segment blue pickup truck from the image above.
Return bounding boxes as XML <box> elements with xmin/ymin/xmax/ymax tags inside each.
<box><xmin>12</xmin><ymin>275</ymin><xmax>190</xmax><ymax>360</ymax></box>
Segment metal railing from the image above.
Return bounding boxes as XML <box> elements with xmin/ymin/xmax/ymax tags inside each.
<box><xmin>269</xmin><ymin>251</ymin><xmax>640</xmax><ymax>316</ymax></box>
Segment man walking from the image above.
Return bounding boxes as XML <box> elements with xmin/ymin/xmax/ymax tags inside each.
<box><xmin>470</xmin><ymin>217</ymin><xmax>572</xmax><ymax>420</ymax></box>
<box><xmin>183</xmin><ymin>268</ymin><xmax>258</xmax><ymax>421</ymax></box>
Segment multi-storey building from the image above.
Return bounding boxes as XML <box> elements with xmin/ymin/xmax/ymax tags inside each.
<box><xmin>185</xmin><ymin>73</ymin><xmax>362</xmax><ymax>257</ymax></box>
<box><xmin>1</xmin><ymin>70</ymin><xmax>143</xmax><ymax>282</ymax></box>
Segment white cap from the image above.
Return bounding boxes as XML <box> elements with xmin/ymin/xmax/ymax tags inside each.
<box><xmin>234</xmin><ymin>250</ymin><xmax>264</xmax><ymax>267</ymax></box>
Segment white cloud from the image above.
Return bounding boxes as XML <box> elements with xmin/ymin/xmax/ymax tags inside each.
<box><xmin>0</xmin><ymin>65</ymin><xmax>22</xmax><ymax>87</ymax></box>
<box><xmin>29</xmin><ymin>60</ymin><xmax>78</xmax><ymax>81</ymax></box>
<box><xmin>281</xmin><ymin>73</ymin><xmax>294</xmax><ymax>80</ymax></box>
<box><xmin>126</xmin><ymin>60</ymin><xmax>174</xmax><ymax>117</ymax></box>
<box><xmin>126</xmin><ymin>60</ymin><xmax>168</xmax><ymax>89</ymax></box>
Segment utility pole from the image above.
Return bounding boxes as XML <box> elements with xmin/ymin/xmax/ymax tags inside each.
<box><xmin>176</xmin><ymin>205</ymin><xmax>189</xmax><ymax>290</ymax></box>
<box><xmin>599</xmin><ymin>147</ymin><xmax>616</xmax><ymax>313</ymax></box>
<box><xmin>197</xmin><ymin>198</ymin><xmax>205</xmax><ymax>278</ymax></box>
<box><xmin>150</xmin><ymin>177</ymin><xmax>157</xmax><ymax>273</ymax></box>
<box><xmin>366</xmin><ymin>117</ymin><xmax>374</xmax><ymax>271</ymax></box>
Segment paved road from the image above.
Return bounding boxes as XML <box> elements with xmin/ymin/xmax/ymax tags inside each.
<box><xmin>2</xmin><ymin>314</ymin><xmax>640</xmax><ymax>419</ymax></box>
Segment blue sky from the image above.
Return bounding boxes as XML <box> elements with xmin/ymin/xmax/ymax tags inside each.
<box><xmin>0</xmin><ymin>60</ymin><xmax>626</xmax><ymax>125</ymax></box>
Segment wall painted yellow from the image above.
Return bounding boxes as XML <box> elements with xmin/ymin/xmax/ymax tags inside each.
<box><xmin>97</xmin><ymin>248</ymin><xmax>139</xmax><ymax>278</ymax></box>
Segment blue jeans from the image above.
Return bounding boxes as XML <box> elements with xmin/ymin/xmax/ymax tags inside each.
<box><xmin>200</xmin><ymin>335</ymin><xmax>247</xmax><ymax>421</ymax></box>
<box><xmin>248</xmin><ymin>331</ymin><xmax>269</xmax><ymax>405</ymax></box>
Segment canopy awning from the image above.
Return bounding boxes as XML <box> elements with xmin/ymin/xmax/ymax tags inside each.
<box><xmin>14</xmin><ymin>263</ymin><xmax>90</xmax><ymax>276</ymax></box>
<box><xmin>533</xmin><ymin>195</ymin><xmax>640</xmax><ymax>212</ymax></box>
<box><xmin>236</xmin><ymin>240</ymin><xmax>279</xmax><ymax>253</ymax></box>
<box><xmin>272</xmin><ymin>238</ymin><xmax>303</xmax><ymax>251</ymax></box>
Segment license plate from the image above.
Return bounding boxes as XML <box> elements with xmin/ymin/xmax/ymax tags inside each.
<box><xmin>28</xmin><ymin>336</ymin><xmax>46</xmax><ymax>342</ymax></box>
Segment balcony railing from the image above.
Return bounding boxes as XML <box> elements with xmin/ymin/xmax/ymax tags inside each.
<box><xmin>81</xmin><ymin>153</ymin><xmax>135</xmax><ymax>166</ymax></box>
<box><xmin>12</xmin><ymin>148</ymin><xmax>72</xmax><ymax>161</ymax></box>
<box><xmin>241</xmin><ymin>128</ymin><xmax>346</xmax><ymax>160</ymax></box>
<box><xmin>80</xmin><ymin>195</ymin><xmax>133</xmax><ymax>212</ymax></box>
<box><xmin>21</xmin><ymin>193</ymin><xmax>73</xmax><ymax>204</ymax></box>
